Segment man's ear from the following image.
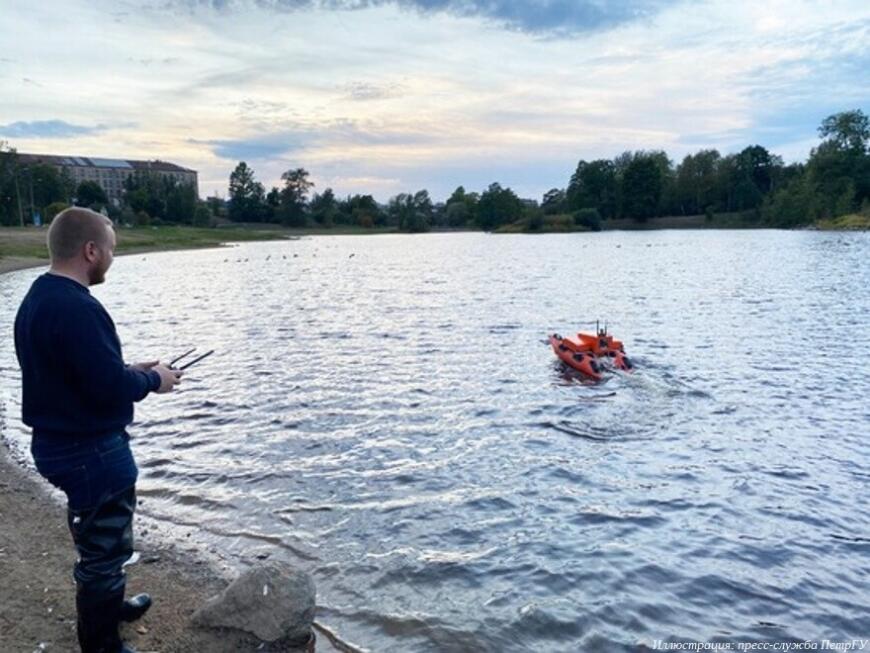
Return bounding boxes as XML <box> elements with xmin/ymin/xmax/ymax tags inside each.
<box><xmin>83</xmin><ymin>241</ymin><xmax>99</xmax><ymax>262</ymax></box>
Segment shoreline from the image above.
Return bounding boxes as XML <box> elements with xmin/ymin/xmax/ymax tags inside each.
<box><xmin>0</xmin><ymin>247</ymin><xmax>348</xmax><ymax>651</ymax></box>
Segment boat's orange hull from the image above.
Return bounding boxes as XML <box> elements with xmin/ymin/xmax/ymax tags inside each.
<box><xmin>549</xmin><ymin>331</ymin><xmax>632</xmax><ymax>381</ymax></box>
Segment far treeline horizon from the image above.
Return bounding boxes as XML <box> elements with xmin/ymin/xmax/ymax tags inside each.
<box><xmin>1</xmin><ymin>109</ymin><xmax>868</xmax><ymax>233</ymax></box>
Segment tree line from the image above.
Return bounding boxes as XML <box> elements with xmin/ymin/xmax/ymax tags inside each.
<box><xmin>224</xmin><ymin>109</ymin><xmax>870</xmax><ymax>231</ymax></box>
<box><xmin>225</xmin><ymin>160</ymin><xmax>529</xmax><ymax>232</ymax></box>
<box><xmin>557</xmin><ymin>109</ymin><xmax>869</xmax><ymax>229</ymax></box>
<box><xmin>1</xmin><ymin>109</ymin><xmax>867</xmax><ymax>231</ymax></box>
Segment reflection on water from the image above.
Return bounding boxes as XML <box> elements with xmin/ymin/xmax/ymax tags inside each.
<box><xmin>2</xmin><ymin>231</ymin><xmax>869</xmax><ymax>651</ymax></box>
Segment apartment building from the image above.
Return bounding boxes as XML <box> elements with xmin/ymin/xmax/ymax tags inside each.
<box><xmin>17</xmin><ymin>153</ymin><xmax>198</xmax><ymax>205</ymax></box>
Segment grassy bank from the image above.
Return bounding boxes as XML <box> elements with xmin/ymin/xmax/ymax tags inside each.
<box><xmin>496</xmin><ymin>211</ymin><xmax>762</xmax><ymax>233</ymax></box>
<box><xmin>815</xmin><ymin>212</ymin><xmax>870</xmax><ymax>230</ymax></box>
<box><xmin>0</xmin><ymin>225</ymin><xmax>292</xmax><ymax>263</ymax></box>
<box><xmin>497</xmin><ymin>210</ymin><xmax>870</xmax><ymax>233</ymax></box>
<box><xmin>213</xmin><ymin>222</ymin><xmax>400</xmax><ymax>236</ymax></box>
<box><xmin>605</xmin><ymin>212</ymin><xmax>762</xmax><ymax>230</ymax></box>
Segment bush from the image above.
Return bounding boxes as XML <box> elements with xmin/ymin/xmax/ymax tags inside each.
<box><xmin>105</xmin><ymin>203</ymin><xmax>121</xmax><ymax>222</ymax></box>
<box><xmin>119</xmin><ymin>207</ymin><xmax>136</xmax><ymax>226</ymax></box>
<box><xmin>544</xmin><ymin>214</ymin><xmax>576</xmax><ymax>231</ymax></box>
<box><xmin>573</xmin><ymin>207</ymin><xmax>602</xmax><ymax>231</ymax></box>
<box><xmin>45</xmin><ymin>202</ymin><xmax>69</xmax><ymax>223</ymax></box>
<box><xmin>193</xmin><ymin>204</ymin><xmax>212</xmax><ymax>227</ymax></box>
<box><xmin>134</xmin><ymin>211</ymin><xmax>151</xmax><ymax>226</ymax></box>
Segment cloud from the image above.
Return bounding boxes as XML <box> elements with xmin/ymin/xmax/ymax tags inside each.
<box><xmin>194</xmin><ymin>118</ymin><xmax>436</xmax><ymax>161</ymax></box>
<box><xmin>171</xmin><ymin>0</ymin><xmax>673</xmax><ymax>34</ymax></box>
<box><xmin>0</xmin><ymin>120</ymin><xmax>106</xmax><ymax>138</ymax></box>
<box><xmin>393</xmin><ymin>0</ymin><xmax>670</xmax><ymax>35</ymax></box>
<box><xmin>126</xmin><ymin>56</ymin><xmax>181</xmax><ymax>66</ymax></box>
<box><xmin>193</xmin><ymin>133</ymin><xmax>307</xmax><ymax>160</ymax></box>
<box><xmin>343</xmin><ymin>81</ymin><xmax>405</xmax><ymax>101</ymax></box>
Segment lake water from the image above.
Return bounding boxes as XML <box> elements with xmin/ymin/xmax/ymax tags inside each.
<box><xmin>1</xmin><ymin>231</ymin><xmax>869</xmax><ymax>651</ymax></box>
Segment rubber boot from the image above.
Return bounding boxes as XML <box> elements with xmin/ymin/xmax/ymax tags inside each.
<box><xmin>69</xmin><ymin>486</ymin><xmax>137</xmax><ymax>653</ymax></box>
<box><xmin>76</xmin><ymin>587</ymin><xmax>125</xmax><ymax>653</ymax></box>
<box><xmin>120</xmin><ymin>593</ymin><xmax>152</xmax><ymax>622</ymax></box>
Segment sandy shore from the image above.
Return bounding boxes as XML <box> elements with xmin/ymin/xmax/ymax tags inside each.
<box><xmin>0</xmin><ymin>257</ymin><xmax>345</xmax><ymax>652</ymax></box>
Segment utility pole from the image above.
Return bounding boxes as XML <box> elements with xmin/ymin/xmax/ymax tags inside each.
<box><xmin>29</xmin><ymin>167</ymin><xmax>36</xmax><ymax>225</ymax></box>
<box><xmin>14</xmin><ymin>170</ymin><xmax>24</xmax><ymax>227</ymax></box>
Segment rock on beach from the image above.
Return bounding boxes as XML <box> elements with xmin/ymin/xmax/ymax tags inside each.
<box><xmin>192</xmin><ymin>562</ymin><xmax>316</xmax><ymax>645</ymax></box>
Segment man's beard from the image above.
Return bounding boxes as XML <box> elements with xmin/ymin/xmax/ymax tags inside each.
<box><xmin>88</xmin><ymin>259</ymin><xmax>107</xmax><ymax>285</ymax></box>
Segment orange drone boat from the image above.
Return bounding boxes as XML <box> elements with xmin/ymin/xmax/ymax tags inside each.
<box><xmin>549</xmin><ymin>323</ymin><xmax>633</xmax><ymax>381</ymax></box>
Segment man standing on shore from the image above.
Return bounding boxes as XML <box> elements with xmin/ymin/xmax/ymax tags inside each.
<box><xmin>14</xmin><ymin>207</ymin><xmax>182</xmax><ymax>653</ymax></box>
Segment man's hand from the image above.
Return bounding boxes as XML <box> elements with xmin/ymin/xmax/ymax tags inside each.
<box><xmin>152</xmin><ymin>363</ymin><xmax>183</xmax><ymax>393</ymax></box>
<box><xmin>130</xmin><ymin>360</ymin><xmax>159</xmax><ymax>372</ymax></box>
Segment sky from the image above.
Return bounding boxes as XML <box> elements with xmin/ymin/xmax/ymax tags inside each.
<box><xmin>1</xmin><ymin>0</ymin><xmax>869</xmax><ymax>202</ymax></box>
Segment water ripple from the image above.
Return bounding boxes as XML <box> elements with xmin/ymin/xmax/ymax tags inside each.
<box><xmin>1</xmin><ymin>231</ymin><xmax>869</xmax><ymax>650</ymax></box>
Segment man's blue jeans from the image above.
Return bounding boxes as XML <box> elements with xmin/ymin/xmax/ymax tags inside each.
<box><xmin>31</xmin><ymin>432</ymin><xmax>139</xmax><ymax>651</ymax></box>
<box><xmin>31</xmin><ymin>431</ymin><xmax>138</xmax><ymax>512</ymax></box>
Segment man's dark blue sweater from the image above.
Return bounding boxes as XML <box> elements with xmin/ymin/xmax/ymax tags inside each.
<box><xmin>14</xmin><ymin>272</ymin><xmax>161</xmax><ymax>440</ymax></box>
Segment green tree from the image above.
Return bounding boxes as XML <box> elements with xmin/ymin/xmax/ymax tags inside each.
<box><xmin>738</xmin><ymin>145</ymin><xmax>780</xmax><ymax>195</ymax></box>
<box><xmin>228</xmin><ymin>162</ymin><xmax>265</xmax><ymax>223</ymax></box>
<box><xmin>22</xmin><ymin>164</ymin><xmax>71</xmax><ymax>214</ymax></box>
<box><xmin>809</xmin><ymin>109</ymin><xmax>870</xmax><ymax>212</ymax></box>
<box><xmin>45</xmin><ymin>201</ymin><xmax>70</xmax><ymax>223</ymax></box>
<box><xmin>819</xmin><ymin>109</ymin><xmax>869</xmax><ymax>154</ymax></box>
<box><xmin>541</xmin><ymin>188</ymin><xmax>566</xmax><ymax>215</ymax></box>
<box><xmin>75</xmin><ymin>180</ymin><xmax>108</xmax><ymax>207</ymax></box>
<box><xmin>309</xmin><ymin>188</ymin><xmax>339</xmax><ymax>226</ymax></box>
<box><xmin>446</xmin><ymin>186</ymin><xmax>467</xmax><ymax>205</ymax></box>
<box><xmin>278</xmin><ymin>168</ymin><xmax>313</xmax><ymax>227</ymax></box>
<box><xmin>166</xmin><ymin>183</ymin><xmax>197</xmax><ymax>223</ymax></box>
<box><xmin>476</xmin><ymin>182</ymin><xmax>523</xmax><ymax>230</ymax></box>
<box><xmin>567</xmin><ymin>159</ymin><xmax>617</xmax><ymax>218</ymax></box>
<box><xmin>0</xmin><ymin>142</ymin><xmax>24</xmax><ymax>225</ymax></box>
<box><xmin>621</xmin><ymin>154</ymin><xmax>662</xmax><ymax>221</ymax></box>
<box><xmin>389</xmin><ymin>190</ymin><xmax>432</xmax><ymax>232</ymax></box>
<box><xmin>193</xmin><ymin>202</ymin><xmax>212</xmax><ymax>227</ymax></box>
<box><xmin>445</xmin><ymin>185</ymin><xmax>479</xmax><ymax>223</ymax></box>
<box><xmin>762</xmin><ymin>174</ymin><xmax>823</xmax><ymax>227</ymax></box>
<box><xmin>349</xmin><ymin>194</ymin><xmax>381</xmax><ymax>227</ymax></box>
<box><xmin>574</xmin><ymin>207</ymin><xmax>602</xmax><ymax>231</ymax></box>
<box><xmin>145</xmin><ymin>194</ymin><xmax>165</xmax><ymax>220</ymax></box>
<box><xmin>126</xmin><ymin>188</ymin><xmax>148</xmax><ymax>213</ymax></box>
<box><xmin>445</xmin><ymin>200</ymin><xmax>470</xmax><ymax>227</ymax></box>
<box><xmin>646</xmin><ymin>150</ymin><xmax>675</xmax><ymax>215</ymax></box>
<box><xmin>206</xmin><ymin>196</ymin><xmax>225</xmax><ymax>217</ymax></box>
<box><xmin>676</xmin><ymin>150</ymin><xmax>721</xmax><ymax>214</ymax></box>
<box><xmin>265</xmin><ymin>186</ymin><xmax>280</xmax><ymax>222</ymax></box>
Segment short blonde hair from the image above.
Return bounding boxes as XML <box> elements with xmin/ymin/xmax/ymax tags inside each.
<box><xmin>47</xmin><ymin>208</ymin><xmax>113</xmax><ymax>261</ymax></box>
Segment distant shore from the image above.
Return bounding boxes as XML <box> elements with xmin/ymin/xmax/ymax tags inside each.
<box><xmin>2</xmin><ymin>210</ymin><xmax>867</xmax><ymax>275</ymax></box>
<box><xmin>498</xmin><ymin>210</ymin><xmax>870</xmax><ymax>233</ymax></box>
<box><xmin>0</xmin><ymin>234</ymin><xmax>348</xmax><ymax>652</ymax></box>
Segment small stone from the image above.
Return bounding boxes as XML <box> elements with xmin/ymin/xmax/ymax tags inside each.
<box><xmin>136</xmin><ymin>625</ymin><xmax>148</xmax><ymax>635</ymax></box>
